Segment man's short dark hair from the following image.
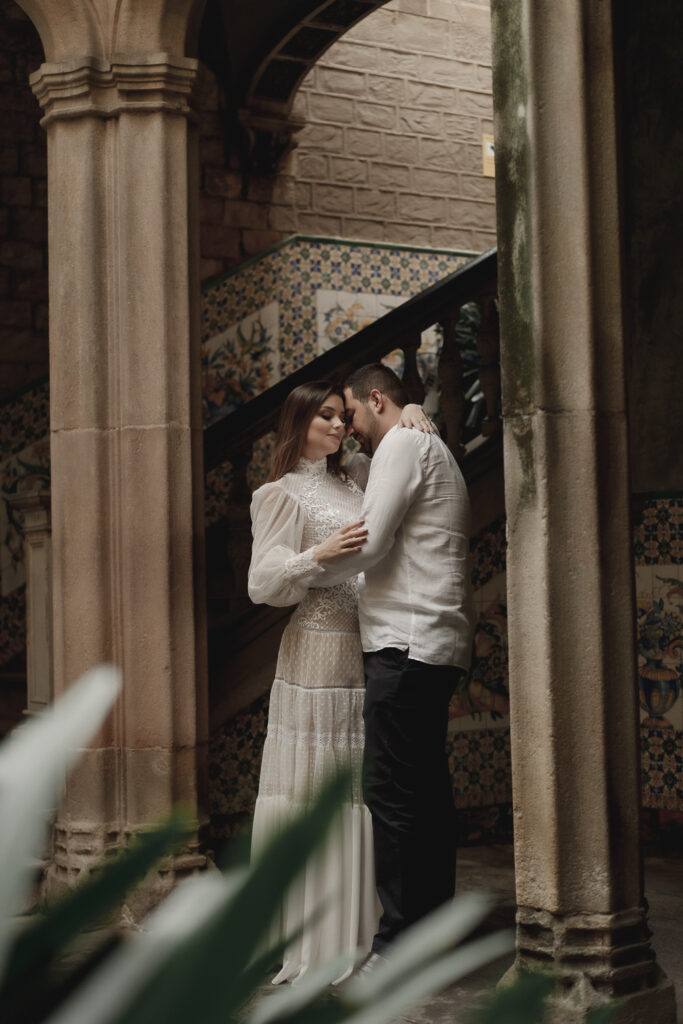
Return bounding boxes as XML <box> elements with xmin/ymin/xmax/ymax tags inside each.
<box><xmin>344</xmin><ymin>362</ymin><xmax>407</xmax><ymax>408</ymax></box>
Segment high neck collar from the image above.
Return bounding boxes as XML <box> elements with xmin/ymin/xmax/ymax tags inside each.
<box><xmin>296</xmin><ymin>455</ymin><xmax>328</xmax><ymax>476</ymax></box>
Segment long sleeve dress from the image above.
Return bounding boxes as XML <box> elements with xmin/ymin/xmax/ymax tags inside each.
<box><xmin>248</xmin><ymin>454</ymin><xmax>378</xmax><ymax>984</ymax></box>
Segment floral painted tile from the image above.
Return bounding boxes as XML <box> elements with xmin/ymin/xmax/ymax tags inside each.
<box><xmin>450</xmin><ymin>597</ymin><xmax>509</xmax><ymax>725</ymax></box>
<box><xmin>470</xmin><ymin>517</ymin><xmax>506</xmax><ymax>590</ymax></box>
<box><xmin>202</xmin><ymin>302</ymin><xmax>280</xmax><ymax>424</ymax></box>
<box><xmin>201</xmin><ymin>235</ymin><xmax>470</xmax><ymax>418</ymax></box>
<box><xmin>637</xmin><ymin>567</ymin><xmax>683</xmax><ymax>732</ymax></box>
<box><xmin>315</xmin><ymin>290</ymin><xmax>403</xmax><ymax>352</ymax></box>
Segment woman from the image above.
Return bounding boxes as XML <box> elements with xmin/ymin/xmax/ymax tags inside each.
<box><xmin>248</xmin><ymin>380</ymin><xmax>427</xmax><ymax>984</ymax></box>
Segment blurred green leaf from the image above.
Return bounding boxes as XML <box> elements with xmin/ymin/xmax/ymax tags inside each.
<box><xmin>342</xmin><ymin>891</ymin><xmax>495</xmax><ymax>1003</ymax></box>
<box><xmin>0</xmin><ymin>666</ymin><xmax>120</xmax><ymax>979</ymax></box>
<box><xmin>119</xmin><ymin>771</ymin><xmax>352</xmax><ymax>1024</ymax></box>
<box><xmin>586</xmin><ymin>1006</ymin><xmax>616</xmax><ymax>1024</ymax></box>
<box><xmin>2</xmin><ymin>807</ymin><xmax>193</xmax><ymax>990</ymax></box>
<box><xmin>249</xmin><ymin>954</ymin><xmax>359</xmax><ymax>1024</ymax></box>
<box><xmin>1</xmin><ymin>671</ymin><xmax>582</xmax><ymax>1024</ymax></box>
<box><xmin>43</xmin><ymin>771</ymin><xmax>351</xmax><ymax>1024</ymax></box>
<box><xmin>340</xmin><ymin>930</ymin><xmax>514</xmax><ymax>1024</ymax></box>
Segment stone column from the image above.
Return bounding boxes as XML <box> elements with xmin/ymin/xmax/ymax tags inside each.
<box><xmin>490</xmin><ymin>1</ymin><xmax>675</xmax><ymax>1021</ymax></box>
<box><xmin>7</xmin><ymin>493</ymin><xmax>53</xmax><ymax>714</ymax></box>
<box><xmin>28</xmin><ymin>50</ymin><xmax>209</xmax><ymax>902</ymax></box>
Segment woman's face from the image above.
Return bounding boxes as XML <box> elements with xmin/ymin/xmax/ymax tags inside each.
<box><xmin>302</xmin><ymin>393</ymin><xmax>346</xmax><ymax>462</ymax></box>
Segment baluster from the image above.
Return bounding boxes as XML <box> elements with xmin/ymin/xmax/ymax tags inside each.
<box><xmin>476</xmin><ymin>293</ymin><xmax>501</xmax><ymax>436</ymax></box>
<box><xmin>438</xmin><ymin>313</ymin><xmax>466</xmax><ymax>460</ymax></box>
<box><xmin>225</xmin><ymin>443</ymin><xmax>255</xmax><ymax>621</ymax></box>
<box><xmin>401</xmin><ymin>335</ymin><xmax>425</xmax><ymax>404</ymax></box>
<box><xmin>229</xmin><ymin>444</ymin><xmax>253</xmax><ymax>510</ymax></box>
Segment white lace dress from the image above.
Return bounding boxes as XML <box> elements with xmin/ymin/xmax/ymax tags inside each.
<box><xmin>248</xmin><ymin>455</ymin><xmax>378</xmax><ymax>984</ymax></box>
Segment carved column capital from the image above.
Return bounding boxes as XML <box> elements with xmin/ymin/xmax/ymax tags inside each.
<box><xmin>7</xmin><ymin>492</ymin><xmax>51</xmax><ymax>537</ymax></box>
<box><xmin>29</xmin><ymin>54</ymin><xmax>198</xmax><ymax>126</ymax></box>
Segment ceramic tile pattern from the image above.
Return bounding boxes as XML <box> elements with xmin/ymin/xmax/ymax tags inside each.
<box><xmin>0</xmin><ymin>382</ymin><xmax>51</xmax><ymax>663</ymax></box>
<box><xmin>207</xmin><ymin>495</ymin><xmax>683</xmax><ymax>843</ymax></box>
<box><xmin>0</xmin><ymin>239</ymin><xmax>681</xmax><ymax>841</ymax></box>
<box><xmin>200</xmin><ymin>235</ymin><xmax>469</xmax><ymax>421</ymax></box>
<box><xmin>2</xmin><ymin>235</ymin><xmax>470</xmax><ymax>628</ymax></box>
<box><xmin>633</xmin><ymin>502</ymin><xmax>683</xmax><ymax>821</ymax></box>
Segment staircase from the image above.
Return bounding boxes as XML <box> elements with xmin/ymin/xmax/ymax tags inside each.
<box><xmin>0</xmin><ymin>247</ymin><xmax>501</xmax><ymax>743</ymax></box>
<box><xmin>203</xmin><ymin>246</ymin><xmax>501</xmax><ymax>730</ymax></box>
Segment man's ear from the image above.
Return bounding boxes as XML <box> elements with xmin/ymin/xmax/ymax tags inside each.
<box><xmin>369</xmin><ymin>388</ymin><xmax>384</xmax><ymax>413</ymax></box>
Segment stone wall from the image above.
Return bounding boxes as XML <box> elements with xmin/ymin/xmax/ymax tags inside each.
<box><xmin>208</xmin><ymin>494</ymin><xmax>683</xmax><ymax>845</ymax></box>
<box><xmin>0</xmin><ymin>0</ymin><xmax>46</xmax><ymax>404</ymax></box>
<box><xmin>0</xmin><ymin>0</ymin><xmax>496</xmax><ymax>394</ymax></box>
<box><xmin>199</xmin><ymin>0</ymin><xmax>495</xmax><ymax>282</ymax></box>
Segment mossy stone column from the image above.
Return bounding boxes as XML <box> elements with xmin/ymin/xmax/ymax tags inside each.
<box><xmin>490</xmin><ymin>1</ymin><xmax>675</xmax><ymax>1020</ymax></box>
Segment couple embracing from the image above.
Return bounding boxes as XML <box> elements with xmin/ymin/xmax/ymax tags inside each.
<box><xmin>247</xmin><ymin>362</ymin><xmax>474</xmax><ymax>984</ymax></box>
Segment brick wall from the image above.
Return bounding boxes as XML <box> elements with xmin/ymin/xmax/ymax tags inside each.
<box><xmin>0</xmin><ymin>0</ymin><xmax>47</xmax><ymax>404</ymax></box>
<box><xmin>199</xmin><ymin>0</ymin><xmax>496</xmax><ymax>282</ymax></box>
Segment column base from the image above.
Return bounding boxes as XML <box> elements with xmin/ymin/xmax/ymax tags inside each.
<box><xmin>43</xmin><ymin>823</ymin><xmax>213</xmax><ymax>921</ymax></box>
<box><xmin>505</xmin><ymin>905</ymin><xmax>677</xmax><ymax>1023</ymax></box>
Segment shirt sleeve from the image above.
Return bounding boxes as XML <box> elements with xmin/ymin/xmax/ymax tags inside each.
<box><xmin>248</xmin><ymin>482</ymin><xmax>325</xmax><ymax>606</ymax></box>
<box><xmin>318</xmin><ymin>430</ymin><xmax>424</xmax><ymax>587</ymax></box>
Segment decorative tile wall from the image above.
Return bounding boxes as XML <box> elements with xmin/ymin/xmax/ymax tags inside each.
<box><xmin>201</xmin><ymin>235</ymin><xmax>469</xmax><ymax>424</ymax></box>
<box><xmin>634</xmin><ymin>496</ymin><xmax>683</xmax><ymax>820</ymax></box>
<box><xmin>208</xmin><ymin>496</ymin><xmax>683</xmax><ymax>845</ymax></box>
<box><xmin>0</xmin><ymin>381</ymin><xmax>50</xmax><ymax>669</ymax></box>
<box><xmin>1</xmin><ymin>239</ymin><xmax>681</xmax><ymax>845</ymax></box>
<box><xmin>208</xmin><ymin>515</ymin><xmax>512</xmax><ymax>844</ymax></box>
<box><xmin>1</xmin><ymin>236</ymin><xmax>470</xmax><ymax>659</ymax></box>
<box><xmin>202</xmin><ymin>235</ymin><xmax>468</xmax><ymax>521</ymax></box>
<box><xmin>203</xmin><ymin>301</ymin><xmax>280</xmax><ymax>420</ymax></box>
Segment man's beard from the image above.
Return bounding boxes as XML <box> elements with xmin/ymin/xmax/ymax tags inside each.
<box><xmin>355</xmin><ymin>432</ymin><xmax>373</xmax><ymax>456</ymax></box>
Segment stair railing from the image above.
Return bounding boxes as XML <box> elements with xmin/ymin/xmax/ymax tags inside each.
<box><xmin>203</xmin><ymin>247</ymin><xmax>500</xmax><ymax>704</ymax></box>
<box><xmin>204</xmin><ymin>246</ymin><xmax>498</xmax><ymax>476</ymax></box>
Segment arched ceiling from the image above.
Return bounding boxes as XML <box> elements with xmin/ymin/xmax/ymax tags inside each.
<box><xmin>202</xmin><ymin>0</ymin><xmax>387</xmax><ymax>118</ymax></box>
<box><xmin>198</xmin><ymin>0</ymin><xmax>390</xmax><ymax>179</ymax></box>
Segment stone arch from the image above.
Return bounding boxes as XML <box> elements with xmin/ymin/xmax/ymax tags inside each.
<box><xmin>245</xmin><ymin>0</ymin><xmax>390</xmax><ymax>117</ymax></box>
<box><xmin>5</xmin><ymin>0</ymin><xmax>213</xmax><ymax>902</ymax></box>
<box><xmin>12</xmin><ymin>0</ymin><xmax>207</xmax><ymax>63</ymax></box>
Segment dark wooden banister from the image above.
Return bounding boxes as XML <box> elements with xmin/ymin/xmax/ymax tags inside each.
<box><xmin>204</xmin><ymin>246</ymin><xmax>498</xmax><ymax>472</ymax></box>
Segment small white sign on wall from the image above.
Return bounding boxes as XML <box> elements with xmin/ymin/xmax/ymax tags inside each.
<box><xmin>482</xmin><ymin>134</ymin><xmax>495</xmax><ymax>177</ymax></box>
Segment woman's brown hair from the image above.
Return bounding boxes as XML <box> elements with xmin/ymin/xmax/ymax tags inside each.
<box><xmin>267</xmin><ymin>381</ymin><xmax>346</xmax><ymax>482</ymax></box>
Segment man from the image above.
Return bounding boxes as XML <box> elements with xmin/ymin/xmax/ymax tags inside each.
<box><xmin>318</xmin><ymin>362</ymin><xmax>475</xmax><ymax>967</ymax></box>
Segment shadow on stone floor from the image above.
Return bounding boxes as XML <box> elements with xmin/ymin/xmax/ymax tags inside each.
<box><xmin>392</xmin><ymin>845</ymin><xmax>683</xmax><ymax>1024</ymax></box>
<box><xmin>253</xmin><ymin>845</ymin><xmax>681</xmax><ymax>1023</ymax></box>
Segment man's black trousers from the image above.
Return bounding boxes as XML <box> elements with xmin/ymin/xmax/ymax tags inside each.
<box><xmin>362</xmin><ymin>647</ymin><xmax>461</xmax><ymax>953</ymax></box>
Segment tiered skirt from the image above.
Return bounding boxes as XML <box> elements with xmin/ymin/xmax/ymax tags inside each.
<box><xmin>251</xmin><ymin>622</ymin><xmax>379</xmax><ymax>983</ymax></box>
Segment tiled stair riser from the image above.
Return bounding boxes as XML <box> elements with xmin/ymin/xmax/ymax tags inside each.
<box><xmin>208</xmin><ymin>500</ymin><xmax>683</xmax><ymax>844</ymax></box>
<box><xmin>1</xmin><ymin>241</ymin><xmax>681</xmax><ymax>843</ymax></box>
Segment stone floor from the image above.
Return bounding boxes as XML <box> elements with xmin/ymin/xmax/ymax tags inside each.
<box><xmin>45</xmin><ymin>843</ymin><xmax>683</xmax><ymax>1023</ymax></box>
<box><xmin>392</xmin><ymin>845</ymin><xmax>683</xmax><ymax>1024</ymax></box>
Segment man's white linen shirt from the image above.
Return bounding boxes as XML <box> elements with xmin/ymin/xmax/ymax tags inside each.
<box><xmin>318</xmin><ymin>425</ymin><xmax>475</xmax><ymax>669</ymax></box>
